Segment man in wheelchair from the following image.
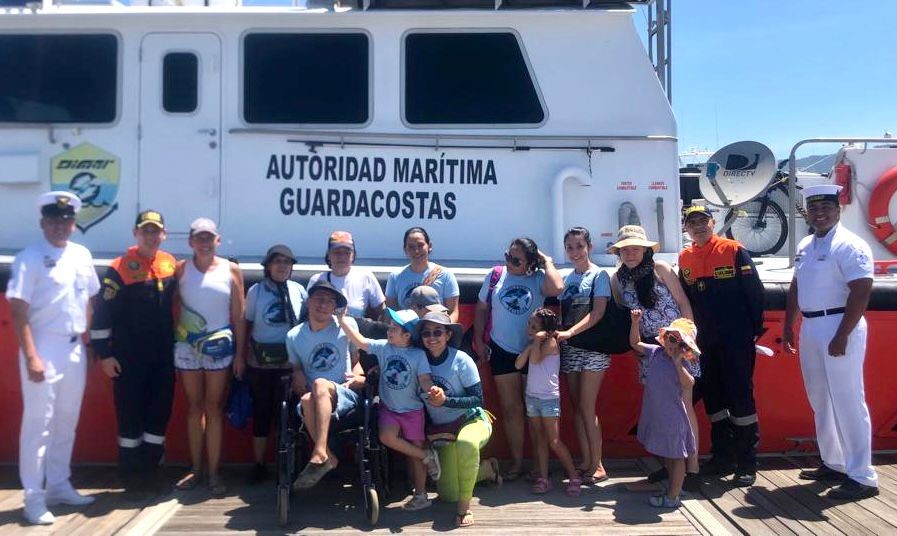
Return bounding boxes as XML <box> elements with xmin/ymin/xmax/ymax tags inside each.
<box><xmin>286</xmin><ymin>280</ymin><xmax>367</xmax><ymax>489</ymax></box>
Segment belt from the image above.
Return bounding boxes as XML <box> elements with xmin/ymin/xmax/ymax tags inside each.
<box><xmin>801</xmin><ymin>307</ymin><xmax>846</xmax><ymax>318</ymax></box>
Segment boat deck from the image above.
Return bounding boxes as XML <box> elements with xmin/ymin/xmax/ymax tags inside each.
<box><xmin>1</xmin><ymin>454</ymin><xmax>895</xmax><ymax>535</ymax></box>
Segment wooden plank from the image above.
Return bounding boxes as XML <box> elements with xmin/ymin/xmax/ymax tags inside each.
<box><xmin>749</xmin><ymin>470</ymin><xmax>844</xmax><ymax>536</ymax></box>
<box><xmin>697</xmin><ymin>472</ymin><xmax>793</xmax><ymax>535</ymax></box>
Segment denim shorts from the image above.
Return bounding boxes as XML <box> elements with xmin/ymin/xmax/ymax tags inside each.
<box><xmin>333</xmin><ymin>384</ymin><xmax>360</xmax><ymax>419</ymax></box>
<box><xmin>525</xmin><ymin>395</ymin><xmax>561</xmax><ymax>418</ymax></box>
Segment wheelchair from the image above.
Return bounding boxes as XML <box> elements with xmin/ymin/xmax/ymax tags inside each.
<box><xmin>275</xmin><ymin>369</ymin><xmax>390</xmax><ymax>527</ymax></box>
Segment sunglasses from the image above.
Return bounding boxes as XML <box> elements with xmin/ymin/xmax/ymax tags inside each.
<box><xmin>420</xmin><ymin>329</ymin><xmax>446</xmax><ymax>339</ymax></box>
<box><xmin>665</xmin><ymin>332</ymin><xmax>691</xmax><ymax>351</ymax></box>
<box><xmin>504</xmin><ymin>251</ymin><xmax>525</xmax><ymax>267</ymax></box>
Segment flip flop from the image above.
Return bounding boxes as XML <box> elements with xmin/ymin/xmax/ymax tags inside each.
<box><xmin>456</xmin><ymin>510</ymin><xmax>474</xmax><ymax>528</ymax></box>
<box><xmin>208</xmin><ymin>475</ymin><xmax>227</xmax><ymax>497</ymax></box>
<box><xmin>175</xmin><ymin>470</ymin><xmax>202</xmax><ymax>491</ymax></box>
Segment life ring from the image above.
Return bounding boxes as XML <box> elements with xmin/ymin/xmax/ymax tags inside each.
<box><xmin>867</xmin><ymin>164</ymin><xmax>897</xmax><ymax>254</ymax></box>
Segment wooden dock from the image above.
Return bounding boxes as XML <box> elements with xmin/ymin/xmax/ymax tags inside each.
<box><xmin>1</xmin><ymin>454</ymin><xmax>895</xmax><ymax>535</ymax></box>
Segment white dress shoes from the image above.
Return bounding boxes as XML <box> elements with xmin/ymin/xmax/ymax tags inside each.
<box><xmin>23</xmin><ymin>502</ymin><xmax>55</xmax><ymax>525</ymax></box>
<box><xmin>45</xmin><ymin>485</ymin><xmax>96</xmax><ymax>507</ymax></box>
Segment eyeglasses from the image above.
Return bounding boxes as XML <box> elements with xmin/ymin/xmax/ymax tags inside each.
<box><xmin>420</xmin><ymin>329</ymin><xmax>446</xmax><ymax>339</ymax></box>
<box><xmin>504</xmin><ymin>251</ymin><xmax>524</xmax><ymax>267</ymax></box>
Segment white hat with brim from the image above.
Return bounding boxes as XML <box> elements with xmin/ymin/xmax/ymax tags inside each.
<box><xmin>416</xmin><ymin>311</ymin><xmax>464</xmax><ymax>349</ymax></box>
<box><xmin>607</xmin><ymin>225</ymin><xmax>660</xmax><ymax>254</ymax></box>
<box><xmin>803</xmin><ymin>184</ymin><xmax>842</xmax><ymax>205</ymax></box>
<box><xmin>37</xmin><ymin>191</ymin><xmax>82</xmax><ymax>217</ymax></box>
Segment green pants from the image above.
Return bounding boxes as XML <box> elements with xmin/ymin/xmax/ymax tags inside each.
<box><xmin>435</xmin><ymin>416</ymin><xmax>493</xmax><ymax>502</ymax></box>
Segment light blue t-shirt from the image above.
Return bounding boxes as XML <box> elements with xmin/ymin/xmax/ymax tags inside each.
<box><xmin>367</xmin><ymin>339</ymin><xmax>431</xmax><ymax>413</ymax></box>
<box><xmin>478</xmin><ymin>268</ymin><xmax>546</xmax><ymax>354</ymax></box>
<box><xmin>385</xmin><ymin>262</ymin><xmax>460</xmax><ymax>308</ymax></box>
<box><xmin>559</xmin><ymin>266</ymin><xmax>610</xmax><ymax>329</ymax></box>
<box><xmin>286</xmin><ymin>316</ymin><xmax>357</xmax><ymax>390</ymax></box>
<box><xmin>425</xmin><ymin>348</ymin><xmax>480</xmax><ymax>425</ymax></box>
<box><xmin>245</xmin><ymin>280</ymin><xmax>307</xmax><ymax>343</ymax></box>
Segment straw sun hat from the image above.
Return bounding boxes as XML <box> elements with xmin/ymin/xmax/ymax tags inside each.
<box><xmin>607</xmin><ymin>225</ymin><xmax>660</xmax><ymax>254</ymax></box>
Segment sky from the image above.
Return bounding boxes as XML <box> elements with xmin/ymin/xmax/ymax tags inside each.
<box><xmin>637</xmin><ymin>0</ymin><xmax>897</xmax><ymax>162</ymax></box>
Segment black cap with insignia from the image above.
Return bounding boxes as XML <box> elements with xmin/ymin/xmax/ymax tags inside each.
<box><xmin>135</xmin><ymin>210</ymin><xmax>165</xmax><ymax>230</ymax></box>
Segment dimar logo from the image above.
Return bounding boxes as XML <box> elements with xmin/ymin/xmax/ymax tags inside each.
<box><xmin>50</xmin><ymin>143</ymin><xmax>120</xmax><ymax>232</ymax></box>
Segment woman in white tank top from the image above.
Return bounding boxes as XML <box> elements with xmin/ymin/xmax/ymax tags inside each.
<box><xmin>173</xmin><ymin>218</ymin><xmax>246</xmax><ymax>497</ymax></box>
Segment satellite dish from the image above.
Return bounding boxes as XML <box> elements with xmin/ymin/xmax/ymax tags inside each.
<box><xmin>698</xmin><ymin>141</ymin><xmax>777</xmax><ymax>206</ymax></box>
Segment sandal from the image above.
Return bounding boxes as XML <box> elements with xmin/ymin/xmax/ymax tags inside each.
<box><xmin>504</xmin><ymin>466</ymin><xmax>523</xmax><ymax>482</ymax></box>
<box><xmin>456</xmin><ymin>510</ymin><xmax>474</xmax><ymax>528</ymax></box>
<box><xmin>208</xmin><ymin>475</ymin><xmax>227</xmax><ymax>498</ymax></box>
<box><xmin>565</xmin><ymin>477</ymin><xmax>583</xmax><ymax>497</ymax></box>
<box><xmin>531</xmin><ymin>477</ymin><xmax>552</xmax><ymax>495</ymax></box>
<box><xmin>175</xmin><ymin>470</ymin><xmax>202</xmax><ymax>491</ymax></box>
<box><xmin>648</xmin><ymin>493</ymin><xmax>681</xmax><ymax>508</ymax></box>
<box><xmin>591</xmin><ymin>468</ymin><xmax>609</xmax><ymax>483</ymax></box>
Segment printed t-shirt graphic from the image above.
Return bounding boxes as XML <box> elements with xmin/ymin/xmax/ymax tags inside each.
<box><xmin>366</xmin><ymin>339</ymin><xmax>431</xmax><ymax>413</ymax></box>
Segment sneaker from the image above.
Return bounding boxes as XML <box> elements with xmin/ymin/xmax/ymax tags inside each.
<box><xmin>682</xmin><ymin>472</ymin><xmax>701</xmax><ymax>493</ymax></box>
<box><xmin>700</xmin><ymin>457</ymin><xmax>735</xmax><ymax>476</ymax></box>
<box><xmin>826</xmin><ymin>480</ymin><xmax>879</xmax><ymax>501</ymax></box>
<box><xmin>292</xmin><ymin>459</ymin><xmax>336</xmax><ymax>490</ymax></box>
<box><xmin>649</xmin><ymin>494</ymin><xmax>681</xmax><ymax>508</ymax></box>
<box><xmin>799</xmin><ymin>465</ymin><xmax>848</xmax><ymax>482</ymax></box>
<box><xmin>402</xmin><ymin>492</ymin><xmax>432</xmax><ymax>511</ymax></box>
<box><xmin>247</xmin><ymin>463</ymin><xmax>268</xmax><ymax>485</ymax></box>
<box><xmin>23</xmin><ymin>501</ymin><xmax>55</xmax><ymax>525</ymax></box>
<box><xmin>45</xmin><ymin>484</ymin><xmax>95</xmax><ymax>506</ymax></box>
<box><xmin>732</xmin><ymin>471</ymin><xmax>756</xmax><ymax>488</ymax></box>
<box><xmin>422</xmin><ymin>447</ymin><xmax>442</xmax><ymax>481</ymax></box>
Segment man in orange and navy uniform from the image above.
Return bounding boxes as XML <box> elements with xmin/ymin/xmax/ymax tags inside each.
<box><xmin>679</xmin><ymin>205</ymin><xmax>765</xmax><ymax>487</ymax></box>
<box><xmin>90</xmin><ymin>210</ymin><xmax>177</xmax><ymax>498</ymax></box>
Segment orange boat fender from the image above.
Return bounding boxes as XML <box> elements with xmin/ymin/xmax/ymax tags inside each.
<box><xmin>867</xmin><ymin>165</ymin><xmax>897</xmax><ymax>254</ymax></box>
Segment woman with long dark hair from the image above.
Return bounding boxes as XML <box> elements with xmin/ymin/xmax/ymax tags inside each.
<box><xmin>385</xmin><ymin>227</ymin><xmax>460</xmax><ymax>322</ymax></box>
<box><xmin>472</xmin><ymin>237</ymin><xmax>563</xmax><ymax>480</ymax></box>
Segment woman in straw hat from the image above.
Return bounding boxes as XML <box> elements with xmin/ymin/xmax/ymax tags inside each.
<box><xmin>417</xmin><ymin>311</ymin><xmax>500</xmax><ymax>528</ymax></box>
<box><xmin>608</xmin><ymin>225</ymin><xmax>699</xmax><ymax>489</ymax></box>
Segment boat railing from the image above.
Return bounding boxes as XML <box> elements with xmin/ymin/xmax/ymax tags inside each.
<box><xmin>5</xmin><ymin>0</ymin><xmax>653</xmax><ymax>11</ymax></box>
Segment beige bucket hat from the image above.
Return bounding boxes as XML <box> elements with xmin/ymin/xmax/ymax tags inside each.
<box><xmin>607</xmin><ymin>225</ymin><xmax>660</xmax><ymax>254</ymax></box>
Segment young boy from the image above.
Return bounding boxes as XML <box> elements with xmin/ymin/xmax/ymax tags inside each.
<box><xmin>339</xmin><ymin>308</ymin><xmax>442</xmax><ymax>511</ymax></box>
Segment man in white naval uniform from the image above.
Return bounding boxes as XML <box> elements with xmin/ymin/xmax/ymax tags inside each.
<box><xmin>7</xmin><ymin>191</ymin><xmax>100</xmax><ymax>524</ymax></box>
<box><xmin>783</xmin><ymin>183</ymin><xmax>879</xmax><ymax>501</ymax></box>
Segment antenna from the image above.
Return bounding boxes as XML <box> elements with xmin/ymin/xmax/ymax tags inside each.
<box><xmin>698</xmin><ymin>141</ymin><xmax>777</xmax><ymax>207</ymax></box>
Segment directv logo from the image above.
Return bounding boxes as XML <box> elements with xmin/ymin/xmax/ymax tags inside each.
<box><xmin>707</xmin><ymin>153</ymin><xmax>760</xmax><ymax>179</ymax></box>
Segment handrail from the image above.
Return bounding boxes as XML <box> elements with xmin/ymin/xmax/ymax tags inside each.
<box><xmin>787</xmin><ymin>137</ymin><xmax>897</xmax><ymax>266</ymax></box>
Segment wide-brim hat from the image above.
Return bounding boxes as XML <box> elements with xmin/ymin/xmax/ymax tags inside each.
<box><xmin>308</xmin><ymin>280</ymin><xmax>348</xmax><ymax>309</ymax></box>
<box><xmin>657</xmin><ymin>318</ymin><xmax>701</xmax><ymax>359</ymax></box>
<box><xmin>262</xmin><ymin>244</ymin><xmax>298</xmax><ymax>266</ymax></box>
<box><xmin>607</xmin><ymin>225</ymin><xmax>660</xmax><ymax>254</ymax></box>
<box><xmin>416</xmin><ymin>311</ymin><xmax>464</xmax><ymax>348</ymax></box>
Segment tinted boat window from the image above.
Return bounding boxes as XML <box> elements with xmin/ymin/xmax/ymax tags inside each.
<box><xmin>0</xmin><ymin>34</ymin><xmax>117</xmax><ymax>123</ymax></box>
<box><xmin>163</xmin><ymin>52</ymin><xmax>198</xmax><ymax>114</ymax></box>
<box><xmin>243</xmin><ymin>33</ymin><xmax>369</xmax><ymax>124</ymax></box>
<box><xmin>405</xmin><ymin>32</ymin><xmax>544</xmax><ymax>125</ymax></box>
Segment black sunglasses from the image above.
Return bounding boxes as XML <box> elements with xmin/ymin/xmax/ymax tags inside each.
<box><xmin>504</xmin><ymin>251</ymin><xmax>525</xmax><ymax>267</ymax></box>
<box><xmin>420</xmin><ymin>329</ymin><xmax>446</xmax><ymax>339</ymax></box>
<box><xmin>665</xmin><ymin>333</ymin><xmax>690</xmax><ymax>351</ymax></box>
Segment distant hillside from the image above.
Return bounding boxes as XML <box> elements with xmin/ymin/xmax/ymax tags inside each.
<box><xmin>784</xmin><ymin>154</ymin><xmax>835</xmax><ymax>174</ymax></box>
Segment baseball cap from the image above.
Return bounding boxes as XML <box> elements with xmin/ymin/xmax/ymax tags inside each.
<box><xmin>682</xmin><ymin>205</ymin><xmax>713</xmax><ymax>224</ymax></box>
<box><xmin>328</xmin><ymin>231</ymin><xmax>355</xmax><ymax>251</ymax></box>
<box><xmin>189</xmin><ymin>217</ymin><xmax>219</xmax><ymax>237</ymax></box>
<box><xmin>135</xmin><ymin>210</ymin><xmax>165</xmax><ymax>229</ymax></box>
<box><xmin>307</xmin><ymin>280</ymin><xmax>348</xmax><ymax>309</ymax></box>
<box><xmin>37</xmin><ymin>191</ymin><xmax>81</xmax><ymax>218</ymax></box>
<box><xmin>408</xmin><ymin>286</ymin><xmax>441</xmax><ymax>308</ymax></box>
<box><xmin>386</xmin><ymin>308</ymin><xmax>420</xmax><ymax>333</ymax></box>
<box><xmin>262</xmin><ymin>244</ymin><xmax>297</xmax><ymax>266</ymax></box>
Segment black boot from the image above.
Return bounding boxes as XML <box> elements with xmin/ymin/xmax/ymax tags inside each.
<box><xmin>701</xmin><ymin>421</ymin><xmax>735</xmax><ymax>476</ymax></box>
<box><xmin>732</xmin><ymin>421</ymin><xmax>759</xmax><ymax>487</ymax></box>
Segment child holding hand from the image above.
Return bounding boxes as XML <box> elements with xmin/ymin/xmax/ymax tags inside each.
<box><xmin>629</xmin><ymin>309</ymin><xmax>700</xmax><ymax>508</ymax></box>
<box><xmin>340</xmin><ymin>308</ymin><xmax>443</xmax><ymax>511</ymax></box>
<box><xmin>516</xmin><ymin>308</ymin><xmax>581</xmax><ymax>497</ymax></box>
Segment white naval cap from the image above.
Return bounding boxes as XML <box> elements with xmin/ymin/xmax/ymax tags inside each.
<box><xmin>37</xmin><ymin>190</ymin><xmax>82</xmax><ymax>217</ymax></box>
<box><xmin>802</xmin><ymin>184</ymin><xmax>842</xmax><ymax>204</ymax></box>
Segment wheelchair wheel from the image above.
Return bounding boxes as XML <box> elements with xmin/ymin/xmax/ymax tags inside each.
<box><xmin>277</xmin><ymin>485</ymin><xmax>290</xmax><ymax>526</ymax></box>
<box><xmin>364</xmin><ymin>486</ymin><xmax>379</xmax><ymax>526</ymax></box>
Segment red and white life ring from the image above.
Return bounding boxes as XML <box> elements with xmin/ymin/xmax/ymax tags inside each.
<box><xmin>867</xmin><ymin>165</ymin><xmax>897</xmax><ymax>255</ymax></box>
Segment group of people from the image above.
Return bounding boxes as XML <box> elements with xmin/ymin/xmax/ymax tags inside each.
<box><xmin>8</xmin><ymin>183</ymin><xmax>879</xmax><ymax>526</ymax></box>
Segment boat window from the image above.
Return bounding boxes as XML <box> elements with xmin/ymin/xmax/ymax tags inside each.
<box><xmin>163</xmin><ymin>52</ymin><xmax>199</xmax><ymax>114</ymax></box>
<box><xmin>404</xmin><ymin>32</ymin><xmax>544</xmax><ymax>126</ymax></box>
<box><xmin>243</xmin><ymin>33</ymin><xmax>369</xmax><ymax>124</ymax></box>
<box><xmin>0</xmin><ymin>34</ymin><xmax>117</xmax><ymax>124</ymax></box>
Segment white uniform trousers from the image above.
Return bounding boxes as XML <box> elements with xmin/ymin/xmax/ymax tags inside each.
<box><xmin>18</xmin><ymin>333</ymin><xmax>87</xmax><ymax>503</ymax></box>
<box><xmin>799</xmin><ymin>315</ymin><xmax>878</xmax><ymax>487</ymax></box>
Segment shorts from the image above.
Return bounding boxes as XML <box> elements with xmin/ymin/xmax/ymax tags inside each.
<box><xmin>489</xmin><ymin>340</ymin><xmax>527</xmax><ymax>376</ymax></box>
<box><xmin>378</xmin><ymin>406</ymin><xmax>425</xmax><ymax>441</ymax></box>
<box><xmin>174</xmin><ymin>341</ymin><xmax>233</xmax><ymax>371</ymax></box>
<box><xmin>296</xmin><ymin>382</ymin><xmax>360</xmax><ymax>421</ymax></box>
<box><xmin>560</xmin><ymin>343</ymin><xmax>610</xmax><ymax>374</ymax></box>
<box><xmin>525</xmin><ymin>395</ymin><xmax>561</xmax><ymax>418</ymax></box>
